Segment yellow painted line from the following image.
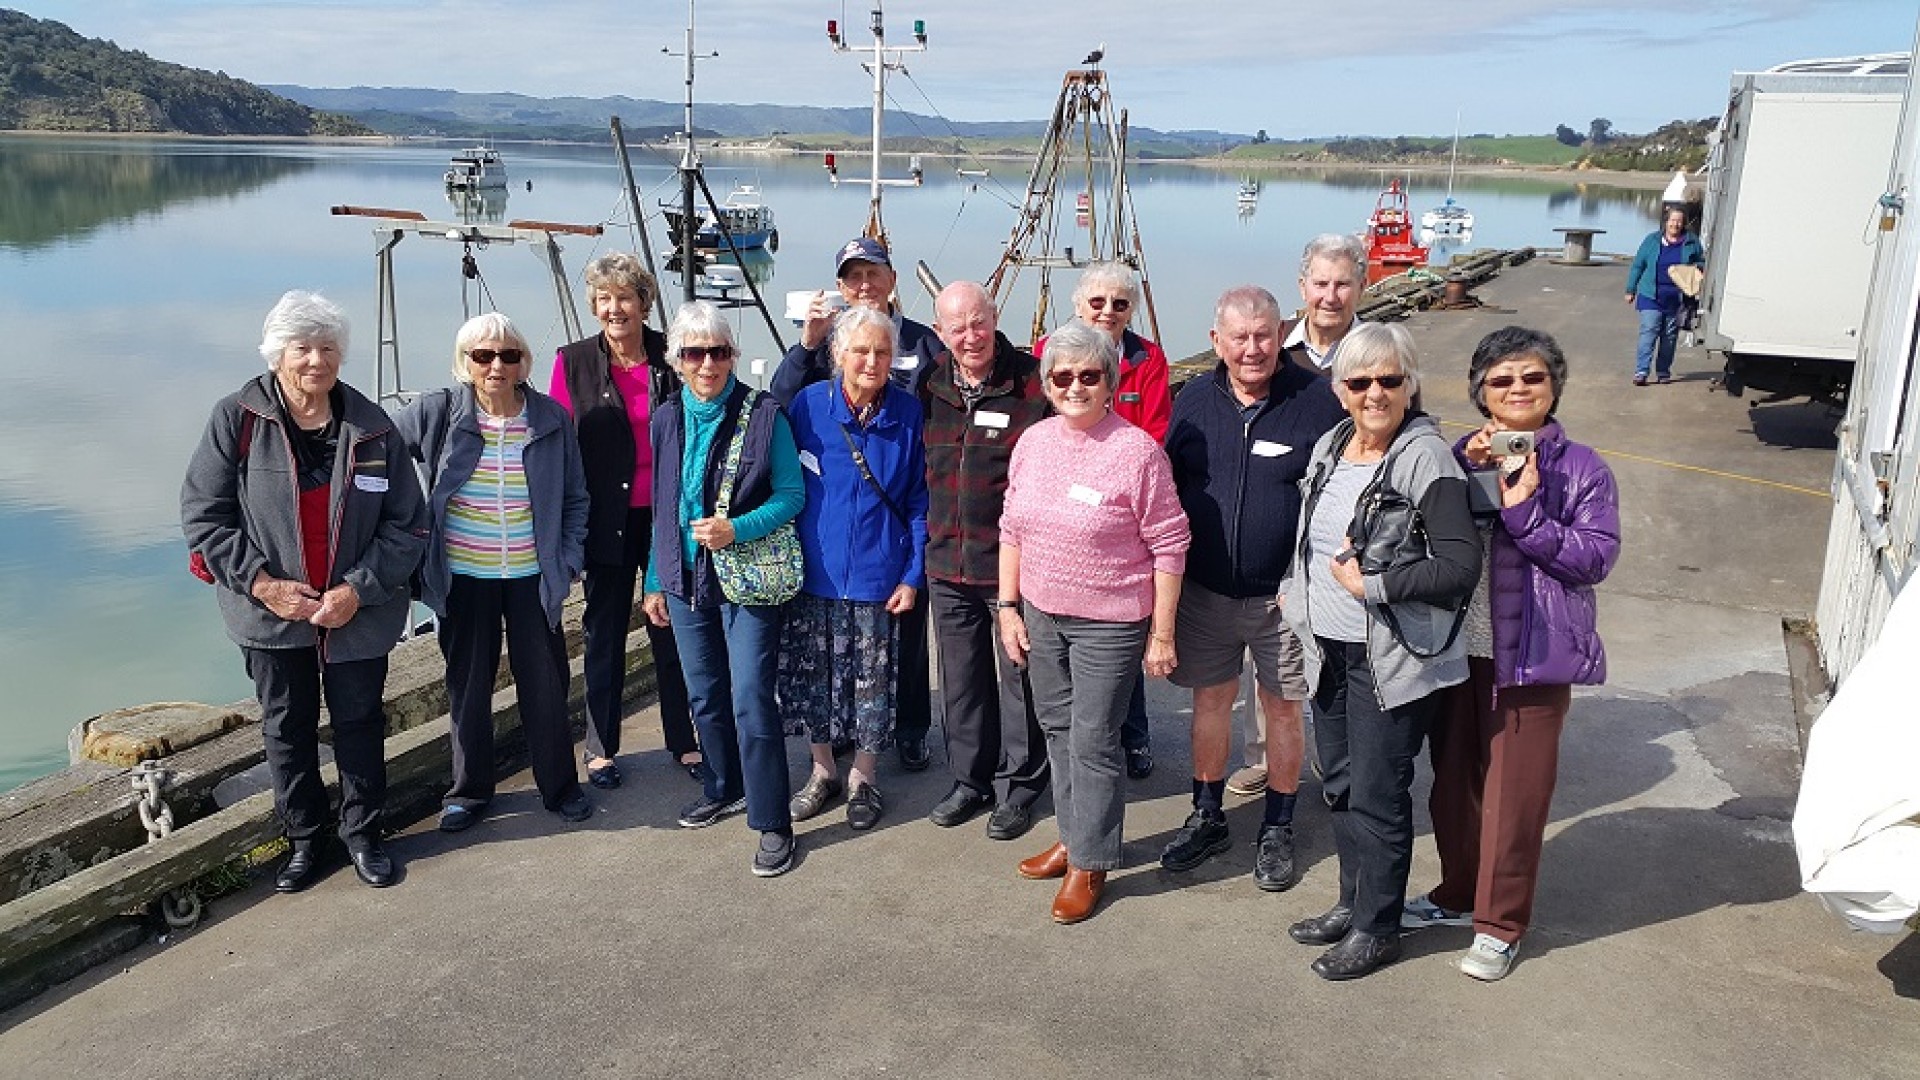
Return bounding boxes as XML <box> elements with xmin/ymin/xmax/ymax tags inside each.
<box><xmin>1432</xmin><ymin>418</ymin><xmax>1829</xmax><ymax>499</ymax></box>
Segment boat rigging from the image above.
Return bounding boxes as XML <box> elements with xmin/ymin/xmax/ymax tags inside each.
<box><xmin>823</xmin><ymin>4</ymin><xmax>929</xmax><ymax>246</ymax></box>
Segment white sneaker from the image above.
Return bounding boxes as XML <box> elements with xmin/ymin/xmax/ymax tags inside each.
<box><xmin>1459</xmin><ymin>933</ymin><xmax>1516</xmax><ymax>981</ymax></box>
<box><xmin>1401</xmin><ymin>892</ymin><xmax>1473</xmax><ymax>929</ymax></box>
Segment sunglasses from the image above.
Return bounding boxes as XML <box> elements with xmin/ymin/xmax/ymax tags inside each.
<box><xmin>1085</xmin><ymin>296</ymin><xmax>1132</xmax><ymax>313</ymax></box>
<box><xmin>1341</xmin><ymin>374</ymin><xmax>1408</xmax><ymax>393</ymax></box>
<box><xmin>679</xmin><ymin>345</ymin><xmax>736</xmax><ymax>364</ymax></box>
<box><xmin>1484</xmin><ymin>371</ymin><xmax>1551</xmax><ymax>389</ymax></box>
<box><xmin>1048</xmin><ymin>369</ymin><xmax>1105</xmax><ymax>388</ymax></box>
<box><xmin>467</xmin><ymin>348</ymin><xmax>525</xmax><ymax>365</ymax></box>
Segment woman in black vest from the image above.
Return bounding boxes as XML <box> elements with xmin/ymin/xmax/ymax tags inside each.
<box><xmin>548</xmin><ymin>253</ymin><xmax>700</xmax><ymax>790</ymax></box>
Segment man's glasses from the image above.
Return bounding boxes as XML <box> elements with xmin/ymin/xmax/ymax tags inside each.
<box><xmin>679</xmin><ymin>345</ymin><xmax>736</xmax><ymax>364</ymax></box>
<box><xmin>1086</xmin><ymin>296</ymin><xmax>1132</xmax><ymax>313</ymax></box>
<box><xmin>1341</xmin><ymin>374</ymin><xmax>1408</xmax><ymax>393</ymax></box>
<box><xmin>467</xmin><ymin>348</ymin><xmax>525</xmax><ymax>365</ymax></box>
<box><xmin>1048</xmin><ymin>369</ymin><xmax>1105</xmax><ymax>388</ymax></box>
<box><xmin>1484</xmin><ymin>371</ymin><xmax>1550</xmax><ymax>389</ymax></box>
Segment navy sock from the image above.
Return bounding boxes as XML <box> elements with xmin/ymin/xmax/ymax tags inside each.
<box><xmin>1264</xmin><ymin>789</ymin><xmax>1298</xmax><ymax>827</ymax></box>
<box><xmin>1194</xmin><ymin>778</ymin><xmax>1227</xmax><ymax>815</ymax></box>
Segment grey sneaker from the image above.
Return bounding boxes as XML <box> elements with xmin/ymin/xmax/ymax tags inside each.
<box><xmin>788</xmin><ymin>774</ymin><xmax>843</xmax><ymax>822</ymax></box>
<box><xmin>752</xmin><ymin>831</ymin><xmax>796</xmax><ymax>877</ymax></box>
<box><xmin>677</xmin><ymin>794</ymin><xmax>748</xmax><ymax>829</ymax></box>
<box><xmin>1225</xmin><ymin>764</ymin><xmax>1269</xmax><ymax>797</ymax></box>
<box><xmin>1252</xmin><ymin>823</ymin><xmax>1296</xmax><ymax>891</ymax></box>
<box><xmin>1459</xmin><ymin>933</ymin><xmax>1517</xmax><ymax>981</ymax></box>
<box><xmin>1402</xmin><ymin>892</ymin><xmax>1474</xmax><ymax>930</ymax></box>
<box><xmin>1160</xmin><ymin>809</ymin><xmax>1231</xmax><ymax>871</ymax></box>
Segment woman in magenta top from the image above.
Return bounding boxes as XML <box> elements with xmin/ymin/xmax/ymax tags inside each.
<box><xmin>549</xmin><ymin>253</ymin><xmax>700</xmax><ymax>789</ymax></box>
<box><xmin>996</xmin><ymin>320</ymin><xmax>1190</xmax><ymax>926</ymax></box>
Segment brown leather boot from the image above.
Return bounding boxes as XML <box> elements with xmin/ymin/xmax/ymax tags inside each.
<box><xmin>1051</xmin><ymin>868</ymin><xmax>1107</xmax><ymax>924</ymax></box>
<box><xmin>1018</xmin><ymin>842</ymin><xmax>1069</xmax><ymax>880</ymax></box>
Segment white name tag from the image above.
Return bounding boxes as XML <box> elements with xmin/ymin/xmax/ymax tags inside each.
<box><xmin>798</xmin><ymin>450</ymin><xmax>822</xmax><ymax>475</ymax></box>
<box><xmin>975</xmin><ymin>410</ymin><xmax>1010</xmax><ymax>430</ymax></box>
<box><xmin>892</xmin><ymin>354</ymin><xmax>919</xmax><ymax>371</ymax></box>
<box><xmin>1251</xmin><ymin>440</ymin><xmax>1292</xmax><ymax>458</ymax></box>
<box><xmin>1067</xmin><ymin>484</ymin><xmax>1104</xmax><ymax>507</ymax></box>
<box><xmin>354</xmin><ymin>474</ymin><xmax>389</xmax><ymax>493</ymax></box>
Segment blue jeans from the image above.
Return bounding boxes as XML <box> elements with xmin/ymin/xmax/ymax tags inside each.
<box><xmin>1024</xmin><ymin>607</ymin><xmax>1148</xmax><ymax>871</ymax></box>
<box><xmin>665</xmin><ymin>594</ymin><xmax>791</xmax><ymax>832</ymax></box>
<box><xmin>1635</xmin><ymin>306</ymin><xmax>1679</xmax><ymax>380</ymax></box>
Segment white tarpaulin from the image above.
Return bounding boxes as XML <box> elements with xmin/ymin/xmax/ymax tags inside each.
<box><xmin>1793</xmin><ymin>583</ymin><xmax>1920</xmax><ymax>933</ymax></box>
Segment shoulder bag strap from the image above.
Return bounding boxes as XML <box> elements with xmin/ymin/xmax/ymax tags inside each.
<box><xmin>836</xmin><ymin>422</ymin><xmax>909</xmax><ymax>529</ymax></box>
<box><xmin>713</xmin><ymin>391</ymin><xmax>757</xmax><ymax>519</ymax></box>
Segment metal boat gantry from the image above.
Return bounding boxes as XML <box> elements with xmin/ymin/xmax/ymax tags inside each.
<box><xmin>986</xmin><ymin>66</ymin><xmax>1160</xmax><ymax>347</ymax></box>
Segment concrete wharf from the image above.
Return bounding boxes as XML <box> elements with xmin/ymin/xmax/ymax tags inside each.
<box><xmin>2</xmin><ymin>256</ymin><xmax>1915</xmax><ymax>1078</ymax></box>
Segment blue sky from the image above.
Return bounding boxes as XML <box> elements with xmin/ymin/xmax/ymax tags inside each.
<box><xmin>18</xmin><ymin>1</ymin><xmax>1918</xmax><ymax>136</ymax></box>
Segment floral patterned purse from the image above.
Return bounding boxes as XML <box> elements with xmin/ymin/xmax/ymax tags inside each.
<box><xmin>710</xmin><ymin>392</ymin><xmax>804</xmax><ymax>606</ymax></box>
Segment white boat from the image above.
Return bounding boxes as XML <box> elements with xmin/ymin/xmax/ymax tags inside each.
<box><xmin>444</xmin><ymin>146</ymin><xmax>507</xmax><ymax>191</ymax></box>
<box><xmin>1422</xmin><ymin>116</ymin><xmax>1475</xmax><ymax>235</ymax></box>
<box><xmin>1236</xmin><ymin>180</ymin><xmax>1259</xmax><ymax>206</ymax></box>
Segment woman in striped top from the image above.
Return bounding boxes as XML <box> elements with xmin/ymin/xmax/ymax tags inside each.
<box><xmin>399</xmin><ymin>313</ymin><xmax>592</xmax><ymax>832</ymax></box>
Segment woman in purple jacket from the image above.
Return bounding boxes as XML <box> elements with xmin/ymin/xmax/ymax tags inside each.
<box><xmin>1401</xmin><ymin>326</ymin><xmax>1621</xmax><ymax>981</ymax></box>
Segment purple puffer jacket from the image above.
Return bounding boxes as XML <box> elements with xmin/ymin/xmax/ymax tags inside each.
<box><xmin>1455</xmin><ymin>421</ymin><xmax>1621</xmax><ymax>688</ymax></box>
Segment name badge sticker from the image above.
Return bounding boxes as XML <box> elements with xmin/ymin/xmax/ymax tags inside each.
<box><xmin>892</xmin><ymin>354</ymin><xmax>919</xmax><ymax>371</ymax></box>
<box><xmin>1250</xmin><ymin>440</ymin><xmax>1292</xmax><ymax>458</ymax></box>
<box><xmin>1118</xmin><ymin>392</ymin><xmax>1141</xmax><ymax>404</ymax></box>
<box><xmin>354</xmin><ymin>474</ymin><xmax>390</xmax><ymax>493</ymax></box>
<box><xmin>798</xmin><ymin>450</ymin><xmax>822</xmax><ymax>475</ymax></box>
<box><xmin>974</xmin><ymin>410</ymin><xmax>1011</xmax><ymax>429</ymax></box>
<box><xmin>1067</xmin><ymin>484</ymin><xmax>1104</xmax><ymax>507</ymax></box>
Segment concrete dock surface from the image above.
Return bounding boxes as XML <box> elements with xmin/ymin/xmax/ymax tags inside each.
<box><xmin>3</xmin><ymin>258</ymin><xmax>1915</xmax><ymax>1078</ymax></box>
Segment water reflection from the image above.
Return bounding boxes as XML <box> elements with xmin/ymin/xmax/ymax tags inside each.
<box><xmin>0</xmin><ymin>139</ymin><xmax>311</xmax><ymax>250</ymax></box>
<box><xmin>444</xmin><ymin>186</ymin><xmax>509</xmax><ymax>225</ymax></box>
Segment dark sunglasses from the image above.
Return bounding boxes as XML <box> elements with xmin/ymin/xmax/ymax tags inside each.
<box><xmin>1484</xmin><ymin>371</ymin><xmax>1551</xmax><ymax>389</ymax></box>
<box><xmin>1086</xmin><ymin>296</ymin><xmax>1132</xmax><ymax>312</ymax></box>
<box><xmin>1048</xmin><ymin>369</ymin><xmax>1105</xmax><ymax>388</ymax></box>
<box><xmin>679</xmin><ymin>345</ymin><xmax>736</xmax><ymax>364</ymax></box>
<box><xmin>467</xmin><ymin>348</ymin><xmax>525</xmax><ymax>365</ymax></box>
<box><xmin>1342</xmin><ymin>374</ymin><xmax>1407</xmax><ymax>393</ymax></box>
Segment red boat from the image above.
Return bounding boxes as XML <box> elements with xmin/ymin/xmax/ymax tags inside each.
<box><xmin>1365</xmin><ymin>177</ymin><xmax>1429</xmax><ymax>285</ymax></box>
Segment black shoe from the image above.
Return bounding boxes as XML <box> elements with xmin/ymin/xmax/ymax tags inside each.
<box><xmin>555</xmin><ymin>792</ymin><xmax>593</xmax><ymax>823</ymax></box>
<box><xmin>1160</xmin><ymin>808</ymin><xmax>1231</xmax><ymax>871</ymax></box>
<box><xmin>1253</xmin><ymin>823</ymin><xmax>1297</xmax><ymax>892</ymax></box>
<box><xmin>347</xmin><ymin>842</ymin><xmax>397</xmax><ymax>888</ymax></box>
<box><xmin>274</xmin><ymin>842</ymin><xmax>322</xmax><ymax>893</ymax></box>
<box><xmin>929</xmin><ymin>784</ymin><xmax>993</xmax><ymax>828</ymax></box>
<box><xmin>1125</xmin><ymin>746</ymin><xmax>1155</xmax><ymax>779</ymax></box>
<box><xmin>985</xmin><ymin>801</ymin><xmax>1035</xmax><ymax>841</ymax></box>
<box><xmin>897</xmin><ymin>734</ymin><xmax>932</xmax><ymax>772</ymax></box>
<box><xmin>586</xmin><ymin>760</ymin><xmax>622</xmax><ymax>789</ymax></box>
<box><xmin>677</xmin><ymin>794</ymin><xmax>748</xmax><ymax>829</ymax></box>
<box><xmin>752</xmin><ymin>831</ymin><xmax>796</xmax><ymax>877</ymax></box>
<box><xmin>438</xmin><ymin>804</ymin><xmax>480</xmax><ymax>833</ymax></box>
<box><xmin>1311</xmin><ymin>929</ymin><xmax>1403</xmax><ymax>981</ymax></box>
<box><xmin>846</xmin><ymin>784</ymin><xmax>884</xmax><ymax>831</ymax></box>
<box><xmin>1288</xmin><ymin>905</ymin><xmax>1354</xmax><ymax>945</ymax></box>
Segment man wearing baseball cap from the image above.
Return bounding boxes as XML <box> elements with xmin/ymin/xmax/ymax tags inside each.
<box><xmin>770</xmin><ymin>236</ymin><xmax>943</xmax><ymax>772</ymax></box>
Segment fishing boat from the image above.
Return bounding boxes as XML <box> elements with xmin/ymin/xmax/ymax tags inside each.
<box><xmin>1421</xmin><ymin>117</ymin><xmax>1475</xmax><ymax>235</ymax></box>
<box><xmin>1366</xmin><ymin>176</ymin><xmax>1429</xmax><ymax>285</ymax></box>
<box><xmin>443</xmin><ymin>145</ymin><xmax>507</xmax><ymax>191</ymax></box>
<box><xmin>1236</xmin><ymin>180</ymin><xmax>1260</xmax><ymax>207</ymax></box>
<box><xmin>692</xmin><ymin>183</ymin><xmax>778</xmax><ymax>251</ymax></box>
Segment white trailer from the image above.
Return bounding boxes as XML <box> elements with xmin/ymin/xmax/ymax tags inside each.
<box><xmin>1701</xmin><ymin>59</ymin><xmax>1907</xmax><ymax>403</ymax></box>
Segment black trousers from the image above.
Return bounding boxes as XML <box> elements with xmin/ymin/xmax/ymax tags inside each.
<box><xmin>438</xmin><ymin>575</ymin><xmax>583</xmax><ymax>811</ymax></box>
<box><xmin>930</xmin><ymin>578</ymin><xmax>1049</xmax><ymax>806</ymax></box>
<box><xmin>582</xmin><ymin>506</ymin><xmax>697</xmax><ymax>760</ymax></box>
<box><xmin>894</xmin><ymin>588</ymin><xmax>932</xmax><ymax>743</ymax></box>
<box><xmin>1311</xmin><ymin>637</ymin><xmax>1439</xmax><ymax>936</ymax></box>
<box><xmin>243</xmin><ymin>645</ymin><xmax>389</xmax><ymax>847</ymax></box>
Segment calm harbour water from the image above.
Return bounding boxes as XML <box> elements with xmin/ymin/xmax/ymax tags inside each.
<box><xmin>0</xmin><ymin>134</ymin><xmax>1667</xmax><ymax>793</ymax></box>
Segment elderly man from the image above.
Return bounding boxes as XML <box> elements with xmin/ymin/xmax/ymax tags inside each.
<box><xmin>1159</xmin><ymin>286</ymin><xmax>1345</xmax><ymax>889</ymax></box>
<box><xmin>1284</xmin><ymin>233</ymin><xmax>1368</xmax><ymax>376</ymax></box>
<box><xmin>770</xmin><ymin>236</ymin><xmax>942</xmax><ymax>771</ymax></box>
<box><xmin>919</xmin><ymin>281</ymin><xmax>1051</xmax><ymax>839</ymax></box>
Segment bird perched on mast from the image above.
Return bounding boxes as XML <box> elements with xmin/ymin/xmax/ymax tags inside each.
<box><xmin>1082</xmin><ymin>42</ymin><xmax>1105</xmax><ymax>66</ymax></box>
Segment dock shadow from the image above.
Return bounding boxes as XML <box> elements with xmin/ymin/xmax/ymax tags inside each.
<box><xmin>1879</xmin><ymin>933</ymin><xmax>1920</xmax><ymax>1000</ymax></box>
<box><xmin>1744</xmin><ymin>400</ymin><xmax>1840</xmax><ymax>450</ymax></box>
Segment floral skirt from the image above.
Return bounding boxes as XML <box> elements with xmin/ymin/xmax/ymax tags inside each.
<box><xmin>777</xmin><ymin>592</ymin><xmax>897</xmax><ymax>753</ymax></box>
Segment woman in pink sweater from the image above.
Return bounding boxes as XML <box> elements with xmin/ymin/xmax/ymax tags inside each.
<box><xmin>997</xmin><ymin>320</ymin><xmax>1190</xmax><ymax>925</ymax></box>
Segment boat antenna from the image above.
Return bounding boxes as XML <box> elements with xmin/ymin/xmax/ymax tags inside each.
<box><xmin>826</xmin><ymin>4</ymin><xmax>929</xmax><ymax>247</ymax></box>
<box><xmin>664</xmin><ymin>0</ymin><xmax>718</xmax><ymax>303</ymax></box>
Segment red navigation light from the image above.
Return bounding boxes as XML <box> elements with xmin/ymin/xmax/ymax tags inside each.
<box><xmin>826</xmin><ymin>19</ymin><xmax>839</xmax><ymax>42</ymax></box>
<box><xmin>824</xmin><ymin>152</ymin><xmax>838</xmax><ymax>175</ymax></box>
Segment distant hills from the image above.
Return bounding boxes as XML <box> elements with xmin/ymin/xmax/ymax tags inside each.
<box><xmin>0</xmin><ymin>9</ymin><xmax>368</xmax><ymax>135</ymax></box>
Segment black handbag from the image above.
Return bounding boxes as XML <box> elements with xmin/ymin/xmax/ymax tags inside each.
<box><xmin>1345</xmin><ymin>436</ymin><xmax>1469</xmax><ymax>659</ymax></box>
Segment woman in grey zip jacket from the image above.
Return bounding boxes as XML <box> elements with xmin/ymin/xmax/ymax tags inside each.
<box><xmin>1279</xmin><ymin>323</ymin><xmax>1480</xmax><ymax>981</ymax></box>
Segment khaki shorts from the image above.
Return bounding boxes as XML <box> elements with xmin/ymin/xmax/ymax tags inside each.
<box><xmin>1167</xmin><ymin>581</ymin><xmax>1310</xmax><ymax>700</ymax></box>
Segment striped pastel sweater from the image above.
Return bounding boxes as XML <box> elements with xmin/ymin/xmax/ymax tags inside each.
<box><xmin>444</xmin><ymin>408</ymin><xmax>539</xmax><ymax>579</ymax></box>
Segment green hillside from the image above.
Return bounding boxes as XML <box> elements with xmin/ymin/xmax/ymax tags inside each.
<box><xmin>0</xmin><ymin>9</ymin><xmax>369</xmax><ymax>135</ymax></box>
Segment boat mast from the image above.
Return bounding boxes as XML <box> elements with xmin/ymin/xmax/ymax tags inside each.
<box><xmin>1446</xmin><ymin>109</ymin><xmax>1459</xmax><ymax>200</ymax></box>
<box><xmin>664</xmin><ymin>0</ymin><xmax>716</xmax><ymax>302</ymax></box>
<box><xmin>826</xmin><ymin>5</ymin><xmax>928</xmax><ymax>246</ymax></box>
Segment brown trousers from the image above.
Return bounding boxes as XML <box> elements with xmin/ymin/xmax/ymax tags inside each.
<box><xmin>1427</xmin><ymin>657</ymin><xmax>1571</xmax><ymax>944</ymax></box>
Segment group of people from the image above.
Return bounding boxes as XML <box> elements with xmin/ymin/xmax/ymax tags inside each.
<box><xmin>182</xmin><ymin>225</ymin><xmax>1621</xmax><ymax>983</ymax></box>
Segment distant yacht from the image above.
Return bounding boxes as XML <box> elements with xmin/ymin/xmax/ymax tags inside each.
<box><xmin>444</xmin><ymin>146</ymin><xmax>507</xmax><ymax>191</ymax></box>
<box><xmin>1421</xmin><ymin>116</ymin><xmax>1475</xmax><ymax>236</ymax></box>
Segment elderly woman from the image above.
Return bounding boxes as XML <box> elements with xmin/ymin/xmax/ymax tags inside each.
<box><xmin>779</xmin><ymin>306</ymin><xmax>930</xmax><ymax>830</ymax></box>
<box><xmin>399</xmin><ymin>313</ymin><xmax>592</xmax><ymax>832</ymax></box>
<box><xmin>1280</xmin><ymin>322</ymin><xmax>1480</xmax><ymax>980</ymax></box>
<box><xmin>1401</xmin><ymin>327</ymin><xmax>1621</xmax><ymax>980</ymax></box>
<box><xmin>1035</xmin><ymin>260</ymin><xmax>1173</xmax><ymax>779</ymax></box>
<box><xmin>182</xmin><ymin>291</ymin><xmax>427</xmax><ymax>892</ymax></box>
<box><xmin>550</xmin><ymin>253</ymin><xmax>700</xmax><ymax>789</ymax></box>
<box><xmin>998</xmin><ymin>320</ymin><xmax>1190</xmax><ymax>925</ymax></box>
<box><xmin>1623</xmin><ymin>205</ymin><xmax>1705</xmax><ymax>386</ymax></box>
<box><xmin>641</xmin><ymin>301</ymin><xmax>805</xmax><ymax>877</ymax></box>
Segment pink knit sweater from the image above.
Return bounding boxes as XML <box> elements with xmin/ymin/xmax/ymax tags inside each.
<box><xmin>1000</xmin><ymin>411</ymin><xmax>1190</xmax><ymax>622</ymax></box>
